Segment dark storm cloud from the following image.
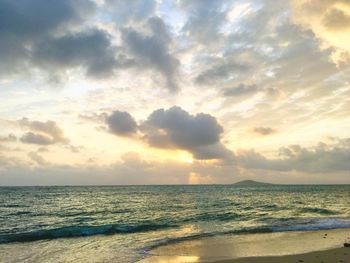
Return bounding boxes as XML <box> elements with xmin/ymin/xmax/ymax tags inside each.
<box><xmin>121</xmin><ymin>17</ymin><xmax>180</xmax><ymax>92</ymax></box>
<box><xmin>222</xmin><ymin>84</ymin><xmax>259</xmax><ymax>97</ymax></box>
<box><xmin>106</xmin><ymin>111</ymin><xmax>138</xmax><ymax>136</ymax></box>
<box><xmin>141</xmin><ymin>106</ymin><xmax>234</xmax><ymax>161</ymax></box>
<box><xmin>18</xmin><ymin>118</ymin><xmax>69</xmax><ymax>145</ymax></box>
<box><xmin>252</xmin><ymin>126</ymin><xmax>277</xmax><ymax>135</ymax></box>
<box><xmin>238</xmin><ymin>139</ymin><xmax>350</xmax><ymax>173</ymax></box>
<box><xmin>0</xmin><ymin>0</ymin><xmax>96</xmax><ymax>76</ymax></box>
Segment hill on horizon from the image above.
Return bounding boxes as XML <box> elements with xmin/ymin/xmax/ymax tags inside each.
<box><xmin>232</xmin><ymin>180</ymin><xmax>274</xmax><ymax>187</ymax></box>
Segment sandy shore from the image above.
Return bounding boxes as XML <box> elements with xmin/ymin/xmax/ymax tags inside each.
<box><xmin>215</xmin><ymin>247</ymin><xmax>349</xmax><ymax>263</ymax></box>
<box><xmin>139</xmin><ymin>228</ymin><xmax>350</xmax><ymax>263</ymax></box>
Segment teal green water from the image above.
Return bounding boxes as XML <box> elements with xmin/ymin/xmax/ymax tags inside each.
<box><xmin>0</xmin><ymin>185</ymin><xmax>349</xmax><ymax>262</ymax></box>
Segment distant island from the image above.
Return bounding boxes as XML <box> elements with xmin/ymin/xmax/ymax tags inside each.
<box><xmin>232</xmin><ymin>180</ymin><xmax>274</xmax><ymax>187</ymax></box>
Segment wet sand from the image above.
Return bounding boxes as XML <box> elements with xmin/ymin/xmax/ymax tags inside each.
<box><xmin>216</xmin><ymin>247</ymin><xmax>349</xmax><ymax>263</ymax></box>
<box><xmin>139</xmin><ymin>228</ymin><xmax>350</xmax><ymax>263</ymax></box>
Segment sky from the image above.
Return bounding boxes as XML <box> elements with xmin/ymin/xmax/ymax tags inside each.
<box><xmin>0</xmin><ymin>0</ymin><xmax>350</xmax><ymax>185</ymax></box>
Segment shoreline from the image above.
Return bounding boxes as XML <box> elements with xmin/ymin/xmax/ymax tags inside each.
<box><xmin>139</xmin><ymin>228</ymin><xmax>350</xmax><ymax>263</ymax></box>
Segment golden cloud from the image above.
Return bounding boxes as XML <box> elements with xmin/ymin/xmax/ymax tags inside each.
<box><xmin>291</xmin><ymin>0</ymin><xmax>350</xmax><ymax>65</ymax></box>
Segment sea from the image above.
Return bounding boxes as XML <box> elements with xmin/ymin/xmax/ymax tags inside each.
<box><xmin>0</xmin><ymin>185</ymin><xmax>349</xmax><ymax>262</ymax></box>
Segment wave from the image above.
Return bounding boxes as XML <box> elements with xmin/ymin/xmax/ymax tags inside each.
<box><xmin>272</xmin><ymin>218</ymin><xmax>350</xmax><ymax>232</ymax></box>
<box><xmin>182</xmin><ymin>212</ymin><xmax>241</xmax><ymax>222</ymax></box>
<box><xmin>6</xmin><ymin>211</ymin><xmax>32</xmax><ymax>216</ymax></box>
<box><xmin>1</xmin><ymin>204</ymin><xmax>28</xmax><ymax>208</ymax></box>
<box><xmin>143</xmin><ymin>227</ymin><xmax>275</xmax><ymax>252</ymax></box>
<box><xmin>298</xmin><ymin>207</ymin><xmax>339</xmax><ymax>215</ymax></box>
<box><xmin>1</xmin><ymin>217</ymin><xmax>350</xmax><ymax>245</ymax></box>
<box><xmin>0</xmin><ymin>223</ymin><xmax>177</xmax><ymax>244</ymax></box>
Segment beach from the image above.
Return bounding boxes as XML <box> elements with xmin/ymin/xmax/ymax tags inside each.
<box><xmin>140</xmin><ymin>228</ymin><xmax>350</xmax><ymax>263</ymax></box>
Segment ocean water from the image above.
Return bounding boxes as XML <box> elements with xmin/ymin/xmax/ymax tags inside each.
<box><xmin>0</xmin><ymin>185</ymin><xmax>349</xmax><ymax>262</ymax></box>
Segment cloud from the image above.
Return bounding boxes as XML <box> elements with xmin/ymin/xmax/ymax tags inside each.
<box><xmin>190</xmin><ymin>143</ymin><xmax>234</xmax><ymax>161</ymax></box>
<box><xmin>0</xmin><ymin>1</ymin><xmax>179</xmax><ymax>90</ymax></box>
<box><xmin>105</xmin><ymin>0</ymin><xmax>156</xmax><ymax>24</ymax></box>
<box><xmin>37</xmin><ymin>147</ymin><xmax>49</xmax><ymax>153</ymax></box>
<box><xmin>0</xmin><ymin>154</ymin><xmax>191</xmax><ymax>185</ymax></box>
<box><xmin>0</xmin><ymin>134</ymin><xmax>17</xmax><ymax>142</ymax></box>
<box><xmin>106</xmin><ymin>111</ymin><xmax>138</xmax><ymax>136</ymax></box>
<box><xmin>0</xmin><ymin>1</ymin><xmax>170</xmax><ymax>90</ymax></box>
<box><xmin>1</xmin><ymin>0</ymin><xmax>350</xmax><ymax>186</ymax></box>
<box><xmin>1</xmin><ymin>144</ymin><xmax>350</xmax><ymax>185</ymax></box>
<box><xmin>103</xmin><ymin>106</ymin><xmax>234</xmax><ymax>161</ymax></box>
<box><xmin>65</xmin><ymin>145</ymin><xmax>85</xmax><ymax>153</ymax></box>
<box><xmin>196</xmin><ymin>59</ymin><xmax>250</xmax><ymax>85</ymax></box>
<box><xmin>141</xmin><ymin>106</ymin><xmax>234</xmax><ymax>161</ymax></box>
<box><xmin>18</xmin><ymin>118</ymin><xmax>69</xmax><ymax>145</ymax></box>
<box><xmin>238</xmin><ymin>138</ymin><xmax>350</xmax><ymax>173</ymax></box>
<box><xmin>193</xmin><ymin>0</ymin><xmax>342</xmax><ymax>98</ymax></box>
<box><xmin>252</xmin><ymin>126</ymin><xmax>277</xmax><ymax>135</ymax></box>
<box><xmin>20</xmin><ymin>132</ymin><xmax>54</xmax><ymax>145</ymax></box>
<box><xmin>79</xmin><ymin>112</ymin><xmax>108</xmax><ymax>123</ymax></box>
<box><xmin>322</xmin><ymin>8</ymin><xmax>350</xmax><ymax>31</ymax></box>
<box><xmin>28</xmin><ymin>151</ymin><xmax>49</xmax><ymax>166</ymax></box>
<box><xmin>0</xmin><ymin>153</ymin><xmax>239</xmax><ymax>185</ymax></box>
<box><xmin>0</xmin><ymin>0</ymin><xmax>96</xmax><ymax>77</ymax></box>
<box><xmin>179</xmin><ymin>0</ymin><xmax>227</xmax><ymax>44</ymax></box>
<box><xmin>222</xmin><ymin>84</ymin><xmax>258</xmax><ymax>97</ymax></box>
<box><xmin>32</xmin><ymin>29</ymin><xmax>123</xmax><ymax>78</ymax></box>
<box><xmin>0</xmin><ymin>154</ymin><xmax>25</xmax><ymax>170</ymax></box>
<box><xmin>291</xmin><ymin>0</ymin><xmax>350</xmax><ymax>65</ymax></box>
<box><xmin>121</xmin><ymin>17</ymin><xmax>180</xmax><ymax>91</ymax></box>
